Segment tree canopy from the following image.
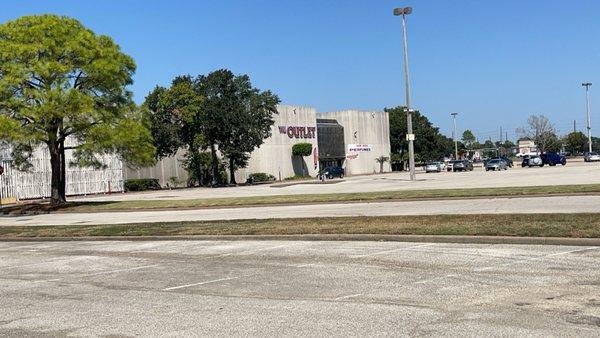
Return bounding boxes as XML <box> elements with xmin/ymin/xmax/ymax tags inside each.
<box><xmin>0</xmin><ymin>14</ymin><xmax>155</xmax><ymax>204</ymax></box>
<box><xmin>386</xmin><ymin>106</ymin><xmax>453</xmax><ymax>162</ymax></box>
<box><xmin>461</xmin><ymin>130</ymin><xmax>476</xmax><ymax>149</ymax></box>
<box><xmin>143</xmin><ymin>69</ymin><xmax>279</xmax><ymax>186</ymax></box>
<box><xmin>563</xmin><ymin>131</ymin><xmax>587</xmax><ymax>155</ymax></box>
<box><xmin>517</xmin><ymin>114</ymin><xmax>559</xmax><ymax>153</ymax></box>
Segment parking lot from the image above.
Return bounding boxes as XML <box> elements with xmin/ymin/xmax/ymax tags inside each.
<box><xmin>77</xmin><ymin>160</ymin><xmax>600</xmax><ymax>202</ymax></box>
<box><xmin>1</xmin><ymin>240</ymin><xmax>599</xmax><ymax>336</ymax></box>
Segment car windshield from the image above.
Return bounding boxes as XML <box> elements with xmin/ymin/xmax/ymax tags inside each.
<box><xmin>488</xmin><ymin>160</ymin><xmax>499</xmax><ymax>164</ymax></box>
<box><xmin>590</xmin><ymin>152</ymin><xmax>598</xmax><ymax>156</ymax></box>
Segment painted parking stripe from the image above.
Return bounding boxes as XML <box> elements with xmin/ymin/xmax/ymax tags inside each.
<box><xmin>351</xmin><ymin>243</ymin><xmax>435</xmax><ymax>258</ymax></box>
<box><xmin>163</xmin><ymin>276</ymin><xmax>241</xmax><ymax>291</ymax></box>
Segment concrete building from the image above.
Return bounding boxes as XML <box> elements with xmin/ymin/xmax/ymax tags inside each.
<box><xmin>318</xmin><ymin>110</ymin><xmax>391</xmax><ymax>175</ymax></box>
<box><xmin>517</xmin><ymin>139</ymin><xmax>538</xmax><ymax>157</ymax></box>
<box><xmin>126</xmin><ymin>104</ymin><xmax>391</xmax><ymax>186</ymax></box>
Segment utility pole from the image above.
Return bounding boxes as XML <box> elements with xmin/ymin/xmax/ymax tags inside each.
<box><xmin>500</xmin><ymin>126</ymin><xmax>503</xmax><ymax>143</ymax></box>
<box><xmin>451</xmin><ymin>113</ymin><xmax>458</xmax><ymax>159</ymax></box>
<box><xmin>574</xmin><ymin>120</ymin><xmax>576</xmax><ymax>133</ymax></box>
<box><xmin>582</xmin><ymin>82</ymin><xmax>593</xmax><ymax>152</ymax></box>
<box><xmin>394</xmin><ymin>6</ymin><xmax>415</xmax><ymax>180</ymax></box>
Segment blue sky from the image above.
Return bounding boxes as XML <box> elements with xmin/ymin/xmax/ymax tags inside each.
<box><xmin>2</xmin><ymin>0</ymin><xmax>599</xmax><ymax>140</ymax></box>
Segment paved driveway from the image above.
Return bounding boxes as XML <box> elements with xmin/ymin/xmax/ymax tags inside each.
<box><xmin>3</xmin><ymin>195</ymin><xmax>600</xmax><ymax>226</ymax></box>
<box><xmin>75</xmin><ymin>160</ymin><xmax>600</xmax><ymax>202</ymax></box>
<box><xmin>1</xmin><ymin>240</ymin><xmax>599</xmax><ymax>336</ymax></box>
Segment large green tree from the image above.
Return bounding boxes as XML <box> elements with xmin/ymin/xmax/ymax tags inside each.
<box><xmin>217</xmin><ymin>74</ymin><xmax>279</xmax><ymax>184</ymax></box>
<box><xmin>461</xmin><ymin>130</ymin><xmax>476</xmax><ymax>149</ymax></box>
<box><xmin>386</xmin><ymin>106</ymin><xmax>453</xmax><ymax>162</ymax></box>
<box><xmin>198</xmin><ymin>69</ymin><xmax>279</xmax><ymax>185</ymax></box>
<box><xmin>0</xmin><ymin>15</ymin><xmax>155</xmax><ymax>205</ymax></box>
<box><xmin>144</xmin><ymin>70</ymin><xmax>279</xmax><ymax>186</ymax></box>
<box><xmin>143</xmin><ymin>76</ymin><xmax>206</xmax><ymax>185</ymax></box>
<box><xmin>563</xmin><ymin>131</ymin><xmax>587</xmax><ymax>155</ymax></box>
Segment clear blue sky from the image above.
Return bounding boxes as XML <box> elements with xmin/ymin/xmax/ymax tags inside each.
<box><xmin>2</xmin><ymin>0</ymin><xmax>599</xmax><ymax>141</ymax></box>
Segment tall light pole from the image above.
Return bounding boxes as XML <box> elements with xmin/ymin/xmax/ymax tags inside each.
<box><xmin>583</xmin><ymin>82</ymin><xmax>592</xmax><ymax>152</ymax></box>
<box><xmin>394</xmin><ymin>6</ymin><xmax>415</xmax><ymax>181</ymax></box>
<box><xmin>451</xmin><ymin>113</ymin><xmax>458</xmax><ymax>159</ymax></box>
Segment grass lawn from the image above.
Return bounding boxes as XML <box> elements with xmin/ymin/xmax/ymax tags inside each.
<box><xmin>1</xmin><ymin>214</ymin><xmax>599</xmax><ymax>238</ymax></box>
<box><xmin>51</xmin><ymin>183</ymin><xmax>600</xmax><ymax>213</ymax></box>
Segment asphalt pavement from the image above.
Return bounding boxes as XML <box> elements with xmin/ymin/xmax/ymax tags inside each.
<box><xmin>2</xmin><ymin>195</ymin><xmax>600</xmax><ymax>226</ymax></box>
<box><xmin>1</xmin><ymin>240</ymin><xmax>599</xmax><ymax>336</ymax></box>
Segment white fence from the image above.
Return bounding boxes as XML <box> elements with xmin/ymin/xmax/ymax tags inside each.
<box><xmin>0</xmin><ymin>145</ymin><xmax>123</xmax><ymax>201</ymax></box>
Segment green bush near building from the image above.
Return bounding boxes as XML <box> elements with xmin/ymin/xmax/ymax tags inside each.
<box><xmin>124</xmin><ymin>179</ymin><xmax>161</xmax><ymax>192</ymax></box>
<box><xmin>248</xmin><ymin>172</ymin><xmax>276</xmax><ymax>183</ymax></box>
<box><xmin>292</xmin><ymin>143</ymin><xmax>313</xmax><ymax>157</ymax></box>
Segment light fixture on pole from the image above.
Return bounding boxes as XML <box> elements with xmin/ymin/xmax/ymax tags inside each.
<box><xmin>451</xmin><ymin>113</ymin><xmax>458</xmax><ymax>159</ymax></box>
<box><xmin>393</xmin><ymin>6</ymin><xmax>415</xmax><ymax>181</ymax></box>
<box><xmin>582</xmin><ymin>82</ymin><xmax>593</xmax><ymax>152</ymax></box>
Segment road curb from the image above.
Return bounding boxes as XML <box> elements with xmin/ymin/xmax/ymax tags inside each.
<box><xmin>0</xmin><ymin>234</ymin><xmax>598</xmax><ymax>246</ymax></box>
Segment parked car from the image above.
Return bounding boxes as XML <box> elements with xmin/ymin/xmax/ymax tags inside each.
<box><xmin>425</xmin><ymin>162</ymin><xmax>443</xmax><ymax>173</ymax></box>
<box><xmin>319</xmin><ymin>166</ymin><xmax>345</xmax><ymax>179</ymax></box>
<box><xmin>491</xmin><ymin>156</ymin><xmax>513</xmax><ymax>168</ymax></box>
<box><xmin>450</xmin><ymin>160</ymin><xmax>473</xmax><ymax>172</ymax></box>
<box><xmin>541</xmin><ymin>152</ymin><xmax>566</xmax><ymax>166</ymax></box>
<box><xmin>485</xmin><ymin>159</ymin><xmax>508</xmax><ymax>171</ymax></box>
<box><xmin>584</xmin><ymin>152</ymin><xmax>600</xmax><ymax>162</ymax></box>
<box><xmin>521</xmin><ymin>155</ymin><xmax>543</xmax><ymax>167</ymax></box>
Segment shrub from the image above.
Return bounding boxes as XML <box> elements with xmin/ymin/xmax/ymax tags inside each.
<box><xmin>284</xmin><ymin>175</ymin><xmax>311</xmax><ymax>181</ymax></box>
<box><xmin>124</xmin><ymin>178</ymin><xmax>161</xmax><ymax>192</ymax></box>
<box><xmin>248</xmin><ymin>172</ymin><xmax>276</xmax><ymax>183</ymax></box>
<box><xmin>292</xmin><ymin>142</ymin><xmax>313</xmax><ymax>157</ymax></box>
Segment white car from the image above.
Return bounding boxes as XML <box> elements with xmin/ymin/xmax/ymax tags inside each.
<box><xmin>584</xmin><ymin>152</ymin><xmax>600</xmax><ymax>162</ymax></box>
<box><xmin>425</xmin><ymin>162</ymin><xmax>442</xmax><ymax>173</ymax></box>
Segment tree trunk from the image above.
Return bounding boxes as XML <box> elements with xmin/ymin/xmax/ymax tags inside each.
<box><xmin>59</xmin><ymin>140</ymin><xmax>66</xmax><ymax>199</ymax></box>
<box><xmin>229</xmin><ymin>158</ymin><xmax>237</xmax><ymax>185</ymax></box>
<box><xmin>48</xmin><ymin>141</ymin><xmax>66</xmax><ymax>206</ymax></box>
<box><xmin>210</xmin><ymin>143</ymin><xmax>220</xmax><ymax>186</ymax></box>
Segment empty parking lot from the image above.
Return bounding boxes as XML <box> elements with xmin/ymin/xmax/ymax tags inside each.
<box><xmin>1</xmin><ymin>240</ymin><xmax>599</xmax><ymax>336</ymax></box>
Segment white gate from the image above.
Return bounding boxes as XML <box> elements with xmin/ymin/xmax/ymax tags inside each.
<box><xmin>0</xmin><ymin>144</ymin><xmax>124</xmax><ymax>202</ymax></box>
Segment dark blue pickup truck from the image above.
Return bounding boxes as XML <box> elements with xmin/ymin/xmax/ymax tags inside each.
<box><xmin>541</xmin><ymin>152</ymin><xmax>566</xmax><ymax>166</ymax></box>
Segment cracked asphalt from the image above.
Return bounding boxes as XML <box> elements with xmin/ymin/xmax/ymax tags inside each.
<box><xmin>1</xmin><ymin>240</ymin><xmax>599</xmax><ymax>336</ymax></box>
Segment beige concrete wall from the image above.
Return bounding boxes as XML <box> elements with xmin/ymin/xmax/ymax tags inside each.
<box><xmin>317</xmin><ymin>110</ymin><xmax>391</xmax><ymax>175</ymax></box>
<box><xmin>125</xmin><ymin>106</ymin><xmax>391</xmax><ymax>185</ymax></box>
<box><xmin>235</xmin><ymin>105</ymin><xmax>319</xmax><ymax>182</ymax></box>
<box><xmin>124</xmin><ymin>149</ymin><xmax>188</xmax><ymax>187</ymax></box>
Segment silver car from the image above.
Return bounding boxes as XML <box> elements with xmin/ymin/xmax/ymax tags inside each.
<box><xmin>425</xmin><ymin>162</ymin><xmax>442</xmax><ymax>173</ymax></box>
<box><xmin>584</xmin><ymin>152</ymin><xmax>600</xmax><ymax>162</ymax></box>
<box><xmin>485</xmin><ymin>159</ymin><xmax>507</xmax><ymax>171</ymax></box>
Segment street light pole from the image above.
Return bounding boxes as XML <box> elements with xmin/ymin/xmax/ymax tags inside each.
<box><xmin>451</xmin><ymin>113</ymin><xmax>458</xmax><ymax>159</ymax></box>
<box><xmin>583</xmin><ymin>82</ymin><xmax>593</xmax><ymax>152</ymax></box>
<box><xmin>394</xmin><ymin>6</ymin><xmax>415</xmax><ymax>181</ymax></box>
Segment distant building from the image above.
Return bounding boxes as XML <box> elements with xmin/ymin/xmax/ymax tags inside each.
<box><xmin>517</xmin><ymin>139</ymin><xmax>538</xmax><ymax>156</ymax></box>
<box><xmin>126</xmin><ymin>104</ymin><xmax>392</xmax><ymax>186</ymax></box>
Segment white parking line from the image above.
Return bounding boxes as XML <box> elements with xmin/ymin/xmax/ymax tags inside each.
<box><xmin>84</xmin><ymin>264</ymin><xmax>160</xmax><ymax>277</ymax></box>
<box><xmin>475</xmin><ymin>246</ymin><xmax>600</xmax><ymax>272</ymax></box>
<box><xmin>215</xmin><ymin>244</ymin><xmax>288</xmax><ymax>257</ymax></box>
<box><xmin>414</xmin><ymin>274</ymin><xmax>457</xmax><ymax>285</ymax></box>
<box><xmin>351</xmin><ymin>243</ymin><xmax>435</xmax><ymax>258</ymax></box>
<box><xmin>163</xmin><ymin>276</ymin><xmax>241</xmax><ymax>291</ymax></box>
<box><xmin>417</xmin><ymin>247</ymin><xmax>600</xmax><ymax>284</ymax></box>
<box><xmin>333</xmin><ymin>293</ymin><xmax>363</xmax><ymax>301</ymax></box>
